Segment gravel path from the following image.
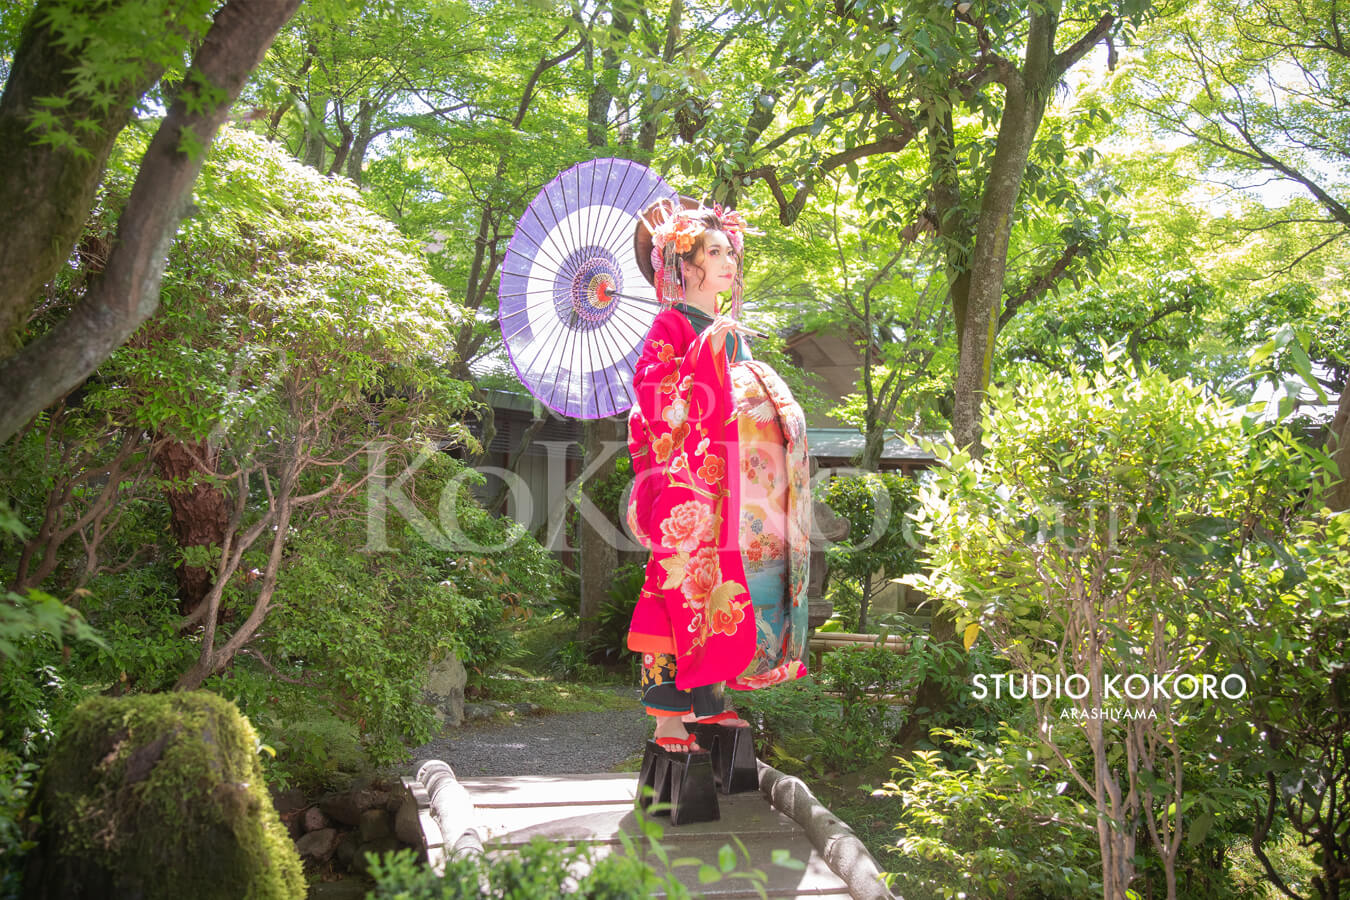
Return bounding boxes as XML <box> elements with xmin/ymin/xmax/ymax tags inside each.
<box><xmin>410</xmin><ymin>686</ymin><xmax>653</xmax><ymax>777</ymax></box>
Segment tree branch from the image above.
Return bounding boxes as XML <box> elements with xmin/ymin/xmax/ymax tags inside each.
<box><xmin>0</xmin><ymin>0</ymin><xmax>303</xmax><ymax>444</ymax></box>
<box><xmin>999</xmin><ymin>242</ymin><xmax>1082</xmax><ymax>329</ymax></box>
<box><xmin>1051</xmin><ymin>13</ymin><xmax>1116</xmax><ymax>82</ymax></box>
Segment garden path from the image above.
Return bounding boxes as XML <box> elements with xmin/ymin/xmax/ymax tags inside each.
<box><xmin>409</xmin><ymin>685</ymin><xmax>650</xmax><ymax>777</ymax></box>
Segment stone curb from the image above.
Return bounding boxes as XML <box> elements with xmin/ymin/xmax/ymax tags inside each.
<box><xmin>757</xmin><ymin>761</ymin><xmax>898</xmax><ymax>900</ymax></box>
<box><xmin>409</xmin><ymin>758</ymin><xmax>486</xmax><ymax>874</ymax></box>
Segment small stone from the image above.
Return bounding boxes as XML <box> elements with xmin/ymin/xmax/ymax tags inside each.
<box><xmin>335</xmin><ymin>831</ymin><xmax>361</xmax><ymax>870</ymax></box>
<box><xmin>358</xmin><ymin>808</ymin><xmax>392</xmax><ymax>843</ymax></box>
<box><xmin>320</xmin><ymin>789</ymin><xmax>388</xmax><ymax>826</ymax></box>
<box><xmin>384</xmin><ymin>790</ymin><xmax>403</xmax><ymax>812</ymax></box>
<box><xmin>302</xmin><ymin>805</ymin><xmax>332</xmax><ymax>833</ymax></box>
<box><xmin>295</xmin><ymin>827</ymin><xmax>340</xmax><ymax>861</ymax></box>
<box><xmin>352</xmin><ymin>837</ymin><xmax>402</xmax><ymax>875</ymax></box>
<box><xmin>513</xmin><ymin>702</ymin><xmax>540</xmax><ymax>716</ymax></box>
<box><xmin>462</xmin><ymin>702</ymin><xmax>494</xmax><ymax>721</ymax></box>
<box><xmin>270</xmin><ymin>786</ymin><xmax>306</xmax><ymax>816</ymax></box>
<box><xmin>394</xmin><ymin>798</ymin><xmax>423</xmax><ymax>847</ymax></box>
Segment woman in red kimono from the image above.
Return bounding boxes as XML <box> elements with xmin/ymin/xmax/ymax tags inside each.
<box><xmin>626</xmin><ymin>200</ymin><xmax>811</xmax><ymax>754</ymax></box>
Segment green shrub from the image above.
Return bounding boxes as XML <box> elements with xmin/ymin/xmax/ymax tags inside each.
<box><xmin>0</xmin><ymin>749</ymin><xmax>38</xmax><ymax>897</ymax></box>
<box><xmin>364</xmin><ymin>820</ymin><xmax>788</xmax><ymax>898</ymax></box>
<box><xmin>735</xmin><ymin>676</ymin><xmax>831</xmax><ymax>771</ymax></box>
<box><xmin>206</xmin><ymin>480</ymin><xmax>562</xmax><ymax>782</ymax></box>
<box><xmin>881</xmin><ymin>727</ymin><xmax>1099</xmax><ymax>900</ymax></box>
<box><xmin>581</xmin><ymin>562</ymin><xmax>644</xmax><ymax>673</ymax></box>
<box><xmin>817</xmin><ymin>648</ymin><xmax>907</xmax><ymax>769</ymax></box>
<box><xmin>823</xmin><ymin>472</ymin><xmax>921</xmax><ymax>630</ymax></box>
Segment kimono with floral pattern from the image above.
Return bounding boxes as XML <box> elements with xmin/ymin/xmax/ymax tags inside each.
<box><xmin>625</xmin><ymin>307</ymin><xmax>811</xmax><ymax>691</ymax></box>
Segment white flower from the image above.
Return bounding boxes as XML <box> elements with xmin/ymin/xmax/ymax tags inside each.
<box><xmin>663</xmin><ymin>398</ymin><xmax>688</xmax><ymax>428</ymax></box>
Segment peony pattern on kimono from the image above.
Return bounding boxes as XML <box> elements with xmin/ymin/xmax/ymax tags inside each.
<box><xmin>626</xmin><ymin>309</ymin><xmax>757</xmax><ymax>688</ymax></box>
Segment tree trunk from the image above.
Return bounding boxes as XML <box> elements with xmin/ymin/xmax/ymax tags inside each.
<box><xmin>950</xmin><ymin>79</ymin><xmax>1047</xmax><ymax>454</ymax></box>
<box><xmin>859</xmin><ymin>424</ymin><xmax>885</xmax><ymax>471</ymax></box>
<box><xmin>950</xmin><ymin>8</ymin><xmax>1060</xmax><ymax>455</ymax></box>
<box><xmin>300</xmin><ymin>95</ymin><xmax>327</xmax><ymax>171</ymax></box>
<box><xmin>154</xmin><ymin>437</ymin><xmax>229</xmax><ymax>618</ymax></box>
<box><xmin>0</xmin><ymin>2</ymin><xmax>171</xmax><ymax>355</ymax></box>
<box><xmin>0</xmin><ymin>0</ymin><xmax>304</xmax><ymax>445</ymax></box>
<box><xmin>1327</xmin><ymin>379</ymin><xmax>1350</xmax><ymax>511</ymax></box>
<box><xmin>345</xmin><ymin>98</ymin><xmax>374</xmax><ymax>185</ymax></box>
<box><xmin>577</xmin><ymin>416</ymin><xmax>623</xmax><ymax>644</ymax></box>
<box><xmin>327</xmin><ymin>113</ymin><xmax>353</xmax><ymax>177</ymax></box>
<box><xmin>858</xmin><ymin>574</ymin><xmax>873</xmax><ymax>631</ymax></box>
<box><xmin>637</xmin><ymin>0</ymin><xmax>682</xmax><ymax>154</ymax></box>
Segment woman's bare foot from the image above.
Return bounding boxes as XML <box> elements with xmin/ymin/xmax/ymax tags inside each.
<box><xmin>653</xmin><ymin>715</ymin><xmax>701</xmax><ymax>750</ymax></box>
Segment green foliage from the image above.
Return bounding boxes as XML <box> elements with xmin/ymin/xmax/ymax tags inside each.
<box><xmin>366</xmin><ymin>841</ymin><xmax>694</xmax><ymax>899</ymax></box>
<box><xmin>365</xmin><ymin>815</ymin><xmax>788</xmax><ymax>899</ymax></box>
<box><xmin>0</xmin><ymin>749</ymin><xmax>38</xmax><ymax>896</ymax></box>
<box><xmin>83</xmin><ymin>125</ymin><xmax>470</xmax><ymax>447</ymax></box>
<box><xmin>586</xmin><ymin>455</ymin><xmax>631</xmax><ymax>526</ymax></box>
<box><xmin>910</xmin><ymin>352</ymin><xmax>1321</xmax><ymax>891</ymax></box>
<box><xmin>21</xmin><ymin>0</ymin><xmax>218</xmax><ymax>158</ymax></box>
<box><xmin>203</xmin><ymin>464</ymin><xmax>562</xmax><ymax>783</ymax></box>
<box><xmin>1211</xmin><ymin>510</ymin><xmax>1350</xmax><ymax>897</ymax></box>
<box><xmin>881</xmin><ymin>727</ymin><xmax>1100</xmax><ymax>900</ymax></box>
<box><xmin>816</xmin><ymin>648</ymin><xmax>907</xmax><ymax>768</ymax></box>
<box><xmin>741</xmin><ymin>634</ymin><xmax>1018</xmax><ymax>775</ymax></box>
<box><xmin>822</xmin><ymin>472</ymin><xmax>921</xmax><ymax>628</ymax></box>
<box><xmin>580</xmin><ymin>561</ymin><xmax>645</xmax><ymax>671</ymax></box>
<box><xmin>823</xmin><ymin>473</ymin><xmax>920</xmax><ymax>584</ymax></box>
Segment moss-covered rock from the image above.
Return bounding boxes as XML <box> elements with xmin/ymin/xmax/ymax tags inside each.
<box><xmin>22</xmin><ymin>691</ymin><xmax>305</xmax><ymax>900</ymax></box>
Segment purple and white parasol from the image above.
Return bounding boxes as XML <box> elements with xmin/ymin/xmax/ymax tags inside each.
<box><xmin>498</xmin><ymin>158</ymin><xmax>676</xmax><ymax>419</ymax></box>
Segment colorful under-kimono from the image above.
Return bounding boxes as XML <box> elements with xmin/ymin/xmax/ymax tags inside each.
<box><xmin>626</xmin><ymin>302</ymin><xmax>811</xmax><ymax>716</ymax></box>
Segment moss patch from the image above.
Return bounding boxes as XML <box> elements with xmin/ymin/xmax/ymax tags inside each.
<box><xmin>24</xmin><ymin>691</ymin><xmax>304</xmax><ymax>899</ymax></box>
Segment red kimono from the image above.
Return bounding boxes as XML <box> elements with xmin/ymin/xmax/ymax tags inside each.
<box><xmin>625</xmin><ymin>307</ymin><xmax>807</xmax><ymax>690</ymax></box>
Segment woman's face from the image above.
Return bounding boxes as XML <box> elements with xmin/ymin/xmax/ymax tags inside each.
<box><xmin>691</xmin><ymin>230</ymin><xmax>738</xmax><ymax>291</ymax></box>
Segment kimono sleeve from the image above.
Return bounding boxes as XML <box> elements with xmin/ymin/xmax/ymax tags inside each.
<box><xmin>632</xmin><ymin>310</ymin><xmax>726</xmax><ymax>433</ymax></box>
<box><xmin>626</xmin><ymin>310</ymin><xmax>723</xmax><ymax>548</ymax></box>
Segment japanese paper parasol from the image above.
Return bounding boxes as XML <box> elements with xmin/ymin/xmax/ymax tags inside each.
<box><xmin>497</xmin><ymin>158</ymin><xmax>676</xmax><ymax>419</ymax></box>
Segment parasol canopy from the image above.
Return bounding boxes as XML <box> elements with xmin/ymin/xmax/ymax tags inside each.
<box><xmin>498</xmin><ymin>158</ymin><xmax>676</xmax><ymax>419</ymax></box>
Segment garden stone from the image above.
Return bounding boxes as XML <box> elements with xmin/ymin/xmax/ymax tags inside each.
<box><xmin>462</xmin><ymin>702</ymin><xmax>495</xmax><ymax>721</ymax></box>
<box><xmin>320</xmin><ymin>788</ymin><xmax>388</xmax><ymax>826</ymax></box>
<box><xmin>302</xmin><ymin>806</ymin><xmax>332</xmax><ymax>833</ymax></box>
<box><xmin>352</xmin><ymin>837</ymin><xmax>402</xmax><ymax>876</ymax></box>
<box><xmin>270</xmin><ymin>787</ymin><xmax>306</xmax><ymax>817</ymax></box>
<box><xmin>394</xmin><ymin>798</ymin><xmax>422</xmax><ymax>847</ymax></box>
<box><xmin>294</xmin><ymin>828</ymin><xmax>340</xmax><ymax>862</ymax></box>
<box><xmin>21</xmin><ymin>692</ymin><xmax>304</xmax><ymax>900</ymax></box>
<box><xmin>358</xmin><ymin>808</ymin><xmax>392</xmax><ymax>842</ymax></box>
<box><xmin>425</xmin><ymin>651</ymin><xmax>467</xmax><ymax>727</ymax></box>
<box><xmin>335</xmin><ymin>830</ymin><xmax>361</xmax><ymax>869</ymax></box>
